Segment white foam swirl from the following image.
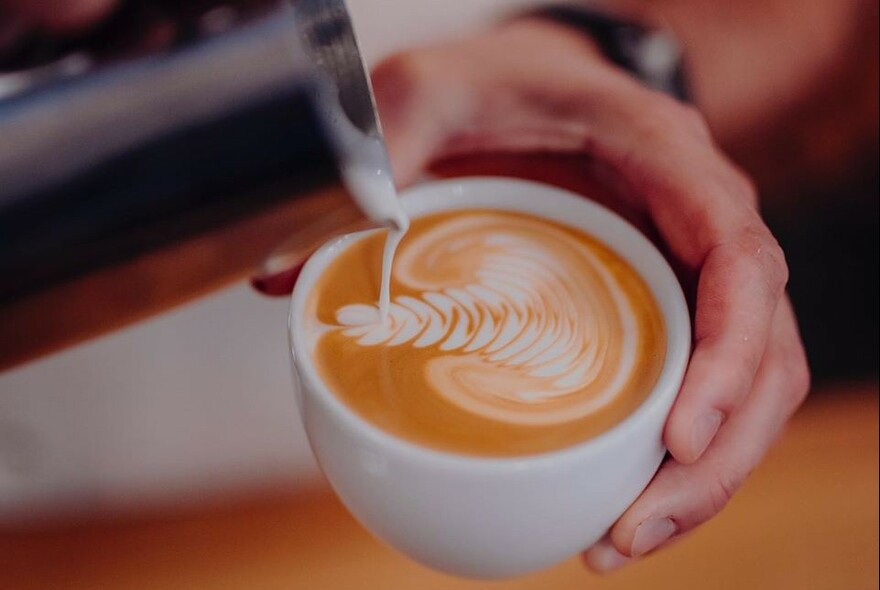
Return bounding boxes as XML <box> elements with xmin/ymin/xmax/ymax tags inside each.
<box><xmin>329</xmin><ymin>214</ymin><xmax>639</xmax><ymax>425</ymax></box>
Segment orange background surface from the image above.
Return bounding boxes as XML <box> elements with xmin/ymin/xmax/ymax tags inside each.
<box><xmin>2</xmin><ymin>384</ymin><xmax>876</xmax><ymax>590</ymax></box>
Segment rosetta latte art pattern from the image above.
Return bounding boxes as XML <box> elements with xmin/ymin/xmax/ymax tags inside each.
<box><xmin>327</xmin><ymin>214</ymin><xmax>640</xmax><ymax>425</ymax></box>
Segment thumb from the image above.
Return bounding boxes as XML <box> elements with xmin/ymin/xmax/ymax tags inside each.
<box><xmin>371</xmin><ymin>53</ymin><xmax>473</xmax><ymax>187</ymax></box>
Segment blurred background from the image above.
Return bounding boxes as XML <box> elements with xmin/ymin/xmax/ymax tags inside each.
<box><xmin>0</xmin><ymin>0</ymin><xmax>877</xmax><ymax>588</ymax></box>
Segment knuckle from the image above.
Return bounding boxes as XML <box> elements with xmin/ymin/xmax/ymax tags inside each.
<box><xmin>371</xmin><ymin>50</ymin><xmax>453</xmax><ymax>126</ymax></box>
<box><xmin>633</xmin><ymin>115</ymin><xmax>669</xmax><ymax>149</ymax></box>
<box><xmin>707</xmin><ymin>468</ymin><xmax>746</xmax><ymax>515</ymax></box>
<box><xmin>679</xmin><ymin>104</ymin><xmax>713</xmax><ymax>140</ymax></box>
<box><xmin>781</xmin><ymin>349</ymin><xmax>811</xmax><ymax>407</ymax></box>
<box><xmin>372</xmin><ymin>52</ymin><xmax>422</xmax><ymax>92</ymax></box>
<box><xmin>694</xmin><ymin>347</ymin><xmax>760</xmax><ymax>412</ymax></box>
<box><xmin>790</xmin><ymin>367</ymin><xmax>811</xmax><ymax>407</ymax></box>
<box><xmin>650</xmin><ymin>92</ymin><xmax>688</xmax><ymax>117</ymax></box>
<box><xmin>632</xmin><ymin>94</ymin><xmax>689</xmax><ymax>143</ymax></box>
<box><xmin>372</xmin><ymin>50</ymin><xmax>449</xmax><ymax>101</ymax></box>
<box><xmin>629</xmin><ymin>97</ymin><xmax>715</xmax><ymax>167</ymax></box>
<box><xmin>764</xmin><ymin>239</ymin><xmax>789</xmax><ymax>293</ymax></box>
<box><xmin>729</xmin><ymin>167</ymin><xmax>759</xmax><ymax>207</ymax></box>
<box><xmin>654</xmin><ymin>97</ymin><xmax>708</xmax><ymax>133</ymax></box>
<box><xmin>731</xmin><ymin>226</ymin><xmax>789</xmax><ymax>296</ymax></box>
<box><xmin>730</xmin><ymin>350</ymin><xmax>762</xmax><ymax>401</ymax></box>
<box><xmin>372</xmin><ymin>48</ymin><xmax>474</xmax><ymax>128</ymax></box>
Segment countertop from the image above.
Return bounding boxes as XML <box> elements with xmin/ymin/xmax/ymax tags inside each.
<box><xmin>2</xmin><ymin>384</ymin><xmax>876</xmax><ymax>590</ymax></box>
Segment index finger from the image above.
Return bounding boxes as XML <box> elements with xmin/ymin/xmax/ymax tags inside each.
<box><xmin>596</xmin><ymin>86</ymin><xmax>789</xmax><ymax>463</ymax></box>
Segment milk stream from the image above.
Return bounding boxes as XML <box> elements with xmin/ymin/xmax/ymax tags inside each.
<box><xmin>337</xmin><ymin>133</ymin><xmax>409</xmax><ymax>324</ymax></box>
<box><xmin>378</xmin><ymin>225</ymin><xmax>406</xmax><ymax>320</ymax></box>
<box><xmin>313</xmin><ymin>68</ymin><xmax>409</xmax><ymax>324</ymax></box>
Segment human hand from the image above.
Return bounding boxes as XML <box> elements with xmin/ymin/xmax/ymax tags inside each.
<box><xmin>369</xmin><ymin>18</ymin><xmax>810</xmax><ymax>572</ymax></box>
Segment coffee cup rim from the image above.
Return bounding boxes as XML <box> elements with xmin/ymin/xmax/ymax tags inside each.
<box><xmin>289</xmin><ymin>177</ymin><xmax>691</xmax><ymax>471</ymax></box>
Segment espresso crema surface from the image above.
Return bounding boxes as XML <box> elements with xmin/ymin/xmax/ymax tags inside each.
<box><xmin>306</xmin><ymin>210</ymin><xmax>666</xmax><ymax>456</ymax></box>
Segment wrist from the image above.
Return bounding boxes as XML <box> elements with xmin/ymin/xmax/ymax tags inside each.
<box><xmin>511</xmin><ymin>5</ymin><xmax>689</xmax><ymax>101</ymax></box>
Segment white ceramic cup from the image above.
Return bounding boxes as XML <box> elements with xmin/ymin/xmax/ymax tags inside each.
<box><xmin>289</xmin><ymin>177</ymin><xmax>691</xmax><ymax>579</ymax></box>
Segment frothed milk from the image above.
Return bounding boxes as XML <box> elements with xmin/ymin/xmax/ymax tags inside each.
<box><xmin>305</xmin><ymin>209</ymin><xmax>667</xmax><ymax>456</ymax></box>
<box><xmin>334</xmin><ymin>133</ymin><xmax>409</xmax><ymax>321</ymax></box>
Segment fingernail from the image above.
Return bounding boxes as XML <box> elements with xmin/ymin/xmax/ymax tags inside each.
<box><xmin>691</xmin><ymin>410</ymin><xmax>724</xmax><ymax>460</ymax></box>
<box><xmin>631</xmin><ymin>518</ymin><xmax>677</xmax><ymax>557</ymax></box>
<box><xmin>250</xmin><ymin>264</ymin><xmax>304</xmax><ymax>297</ymax></box>
<box><xmin>582</xmin><ymin>540</ymin><xmax>631</xmax><ymax>573</ymax></box>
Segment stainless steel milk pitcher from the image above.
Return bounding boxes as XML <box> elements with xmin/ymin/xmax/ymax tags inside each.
<box><xmin>0</xmin><ymin>0</ymin><xmax>392</xmax><ymax>369</ymax></box>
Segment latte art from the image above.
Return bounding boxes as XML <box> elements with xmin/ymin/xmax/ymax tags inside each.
<box><xmin>308</xmin><ymin>209</ymin><xmax>666</xmax><ymax>456</ymax></box>
<box><xmin>330</xmin><ymin>215</ymin><xmax>637</xmax><ymax>425</ymax></box>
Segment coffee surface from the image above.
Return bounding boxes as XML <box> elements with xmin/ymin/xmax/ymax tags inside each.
<box><xmin>306</xmin><ymin>209</ymin><xmax>666</xmax><ymax>456</ymax></box>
